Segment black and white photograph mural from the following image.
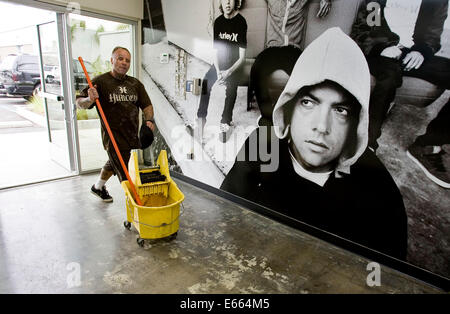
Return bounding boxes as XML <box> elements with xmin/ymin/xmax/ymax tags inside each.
<box><xmin>141</xmin><ymin>0</ymin><xmax>450</xmax><ymax>281</ymax></box>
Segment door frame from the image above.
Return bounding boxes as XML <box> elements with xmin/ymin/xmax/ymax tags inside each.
<box><xmin>5</xmin><ymin>0</ymin><xmax>139</xmax><ymax>175</ymax></box>
<box><xmin>64</xmin><ymin>11</ymin><xmax>138</xmax><ymax>174</ymax></box>
<box><xmin>36</xmin><ymin>16</ymin><xmax>77</xmax><ymax>172</ymax></box>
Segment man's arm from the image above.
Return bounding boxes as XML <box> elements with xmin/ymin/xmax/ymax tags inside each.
<box><xmin>403</xmin><ymin>0</ymin><xmax>449</xmax><ymax>71</ymax></box>
<box><xmin>212</xmin><ymin>48</ymin><xmax>222</xmax><ymax>81</ymax></box>
<box><xmin>137</xmin><ymin>81</ymin><xmax>156</xmax><ymax>132</ymax></box>
<box><xmin>350</xmin><ymin>0</ymin><xmax>400</xmax><ymax>58</ymax></box>
<box><xmin>219</xmin><ymin>47</ymin><xmax>246</xmax><ymax>83</ymax></box>
<box><xmin>143</xmin><ymin>105</ymin><xmax>155</xmax><ymax>132</ymax></box>
<box><xmin>76</xmin><ymin>85</ymin><xmax>98</xmax><ymax>109</ymax></box>
<box><xmin>211</xmin><ymin>15</ymin><xmax>224</xmax><ymax>81</ymax></box>
<box><xmin>411</xmin><ymin>0</ymin><xmax>448</xmax><ymax>60</ymax></box>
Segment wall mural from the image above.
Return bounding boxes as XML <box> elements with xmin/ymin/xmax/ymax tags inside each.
<box><xmin>141</xmin><ymin>0</ymin><xmax>450</xmax><ymax>283</ymax></box>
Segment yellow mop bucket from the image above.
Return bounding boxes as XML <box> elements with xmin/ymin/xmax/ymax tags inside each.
<box><xmin>122</xmin><ymin>150</ymin><xmax>184</xmax><ymax>246</ymax></box>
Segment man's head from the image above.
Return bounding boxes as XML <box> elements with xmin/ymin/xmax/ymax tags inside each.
<box><xmin>286</xmin><ymin>80</ymin><xmax>361</xmax><ymax>173</ymax></box>
<box><xmin>111</xmin><ymin>47</ymin><xmax>131</xmax><ymax>78</ymax></box>
<box><xmin>219</xmin><ymin>0</ymin><xmax>243</xmax><ymax>16</ymax></box>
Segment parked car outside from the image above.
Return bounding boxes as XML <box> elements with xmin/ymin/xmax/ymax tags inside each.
<box><xmin>46</xmin><ymin>59</ymin><xmax>94</xmax><ymax>93</ymax></box>
<box><xmin>0</xmin><ymin>54</ymin><xmax>94</xmax><ymax>99</ymax></box>
<box><xmin>0</xmin><ymin>82</ymin><xmax>6</xmax><ymax>95</ymax></box>
<box><xmin>0</xmin><ymin>54</ymin><xmax>41</xmax><ymax>99</ymax></box>
<box><xmin>73</xmin><ymin>59</ymin><xmax>94</xmax><ymax>92</ymax></box>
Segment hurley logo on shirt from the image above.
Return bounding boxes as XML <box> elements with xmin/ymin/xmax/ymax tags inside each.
<box><xmin>109</xmin><ymin>86</ymin><xmax>138</xmax><ymax>104</ymax></box>
<box><xmin>219</xmin><ymin>32</ymin><xmax>239</xmax><ymax>42</ymax></box>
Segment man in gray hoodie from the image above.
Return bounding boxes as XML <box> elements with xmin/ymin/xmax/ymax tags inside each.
<box><xmin>221</xmin><ymin>28</ymin><xmax>407</xmax><ymax>260</ymax></box>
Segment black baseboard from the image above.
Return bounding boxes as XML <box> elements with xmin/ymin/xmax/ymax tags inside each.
<box><xmin>170</xmin><ymin>170</ymin><xmax>450</xmax><ymax>292</ymax></box>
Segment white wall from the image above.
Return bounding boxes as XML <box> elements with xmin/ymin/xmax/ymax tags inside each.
<box><xmin>98</xmin><ymin>31</ymin><xmax>132</xmax><ymax>62</ymax></box>
<box><xmin>70</xmin><ymin>29</ymin><xmax>98</xmax><ymax>64</ymax></box>
<box><xmin>161</xmin><ymin>0</ymin><xmax>214</xmax><ymax>64</ymax></box>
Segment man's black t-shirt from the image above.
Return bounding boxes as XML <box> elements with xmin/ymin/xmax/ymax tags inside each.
<box><xmin>213</xmin><ymin>13</ymin><xmax>247</xmax><ymax>70</ymax></box>
<box><xmin>78</xmin><ymin>72</ymin><xmax>151</xmax><ymax>150</ymax></box>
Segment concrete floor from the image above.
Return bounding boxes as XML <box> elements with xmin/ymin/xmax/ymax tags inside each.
<box><xmin>0</xmin><ymin>98</ymin><xmax>71</xmax><ymax>189</ymax></box>
<box><xmin>0</xmin><ymin>173</ymin><xmax>443</xmax><ymax>293</ymax></box>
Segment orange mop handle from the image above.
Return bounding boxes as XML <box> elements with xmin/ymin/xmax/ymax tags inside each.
<box><xmin>78</xmin><ymin>56</ymin><xmax>143</xmax><ymax>206</ymax></box>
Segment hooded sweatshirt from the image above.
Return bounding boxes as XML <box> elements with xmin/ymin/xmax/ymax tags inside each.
<box><xmin>221</xmin><ymin>28</ymin><xmax>407</xmax><ymax>260</ymax></box>
<box><xmin>273</xmin><ymin>27</ymin><xmax>370</xmax><ymax>176</ymax></box>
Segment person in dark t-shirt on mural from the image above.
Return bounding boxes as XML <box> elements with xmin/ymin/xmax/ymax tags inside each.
<box><xmin>194</xmin><ymin>0</ymin><xmax>247</xmax><ymax>143</ymax></box>
<box><xmin>76</xmin><ymin>47</ymin><xmax>155</xmax><ymax>202</ymax></box>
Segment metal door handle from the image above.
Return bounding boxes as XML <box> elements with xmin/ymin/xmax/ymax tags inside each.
<box><xmin>38</xmin><ymin>91</ymin><xmax>64</xmax><ymax>101</ymax></box>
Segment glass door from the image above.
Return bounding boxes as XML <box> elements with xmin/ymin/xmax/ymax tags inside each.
<box><xmin>68</xmin><ymin>13</ymin><xmax>135</xmax><ymax>172</ymax></box>
<box><xmin>36</xmin><ymin>15</ymin><xmax>76</xmax><ymax>172</ymax></box>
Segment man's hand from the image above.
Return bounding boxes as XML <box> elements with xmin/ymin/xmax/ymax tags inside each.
<box><xmin>145</xmin><ymin>120</ymin><xmax>155</xmax><ymax>132</ymax></box>
<box><xmin>76</xmin><ymin>84</ymin><xmax>98</xmax><ymax>109</ymax></box>
<box><xmin>403</xmin><ymin>51</ymin><xmax>424</xmax><ymax>71</ymax></box>
<box><xmin>216</xmin><ymin>71</ymin><xmax>224</xmax><ymax>84</ymax></box>
<box><xmin>317</xmin><ymin>0</ymin><xmax>331</xmax><ymax>18</ymax></box>
<box><xmin>88</xmin><ymin>85</ymin><xmax>99</xmax><ymax>102</ymax></box>
<box><xmin>218</xmin><ymin>70</ymin><xmax>229</xmax><ymax>85</ymax></box>
<box><xmin>380</xmin><ymin>46</ymin><xmax>403</xmax><ymax>59</ymax></box>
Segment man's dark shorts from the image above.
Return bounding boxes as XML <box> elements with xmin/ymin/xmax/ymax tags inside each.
<box><xmin>103</xmin><ymin>147</ymin><xmax>131</xmax><ymax>182</ymax></box>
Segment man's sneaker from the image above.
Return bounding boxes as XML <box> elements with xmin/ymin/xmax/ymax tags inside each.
<box><xmin>91</xmin><ymin>185</ymin><xmax>113</xmax><ymax>202</ymax></box>
<box><xmin>219</xmin><ymin>122</ymin><xmax>234</xmax><ymax>143</ymax></box>
<box><xmin>220</xmin><ymin>123</ymin><xmax>230</xmax><ymax>133</ymax></box>
<box><xmin>407</xmin><ymin>144</ymin><xmax>450</xmax><ymax>189</ymax></box>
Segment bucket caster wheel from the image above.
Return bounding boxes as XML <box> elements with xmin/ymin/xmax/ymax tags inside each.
<box><xmin>168</xmin><ymin>232</ymin><xmax>178</xmax><ymax>241</ymax></box>
<box><xmin>124</xmin><ymin>221</ymin><xmax>131</xmax><ymax>230</ymax></box>
<box><xmin>137</xmin><ymin>238</ymin><xmax>145</xmax><ymax>247</ymax></box>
